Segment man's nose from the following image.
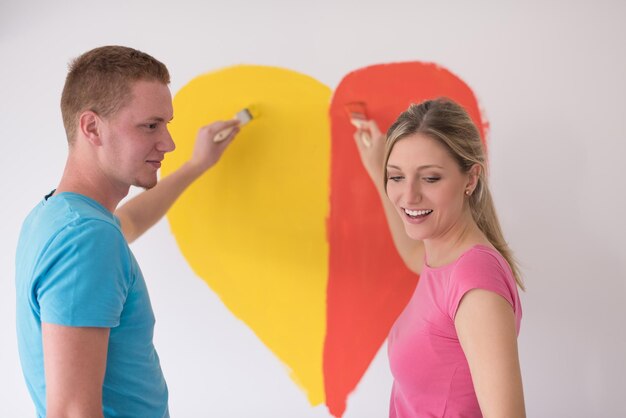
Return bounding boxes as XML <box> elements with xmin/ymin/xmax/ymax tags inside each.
<box><xmin>158</xmin><ymin>129</ymin><xmax>176</xmax><ymax>153</ymax></box>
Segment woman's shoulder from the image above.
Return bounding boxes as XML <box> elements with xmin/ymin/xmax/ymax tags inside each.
<box><xmin>458</xmin><ymin>244</ymin><xmax>508</xmax><ymax>267</ymax></box>
<box><xmin>451</xmin><ymin>244</ymin><xmax>516</xmax><ymax>289</ymax></box>
<box><xmin>449</xmin><ymin>244</ymin><xmax>522</xmax><ymax>326</ymax></box>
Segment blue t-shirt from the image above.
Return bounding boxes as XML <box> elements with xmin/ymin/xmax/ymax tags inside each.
<box><xmin>16</xmin><ymin>191</ymin><xmax>169</xmax><ymax>418</ymax></box>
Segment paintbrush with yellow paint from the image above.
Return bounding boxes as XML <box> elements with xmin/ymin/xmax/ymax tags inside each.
<box><xmin>214</xmin><ymin>106</ymin><xmax>259</xmax><ymax>142</ymax></box>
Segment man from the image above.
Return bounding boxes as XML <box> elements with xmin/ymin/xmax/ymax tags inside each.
<box><xmin>15</xmin><ymin>45</ymin><xmax>240</xmax><ymax>417</ymax></box>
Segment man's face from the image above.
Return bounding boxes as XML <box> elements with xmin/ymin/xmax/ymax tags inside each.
<box><xmin>98</xmin><ymin>80</ymin><xmax>175</xmax><ymax>191</ymax></box>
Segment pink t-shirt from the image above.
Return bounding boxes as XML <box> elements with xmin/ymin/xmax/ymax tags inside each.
<box><xmin>388</xmin><ymin>245</ymin><xmax>522</xmax><ymax>418</ymax></box>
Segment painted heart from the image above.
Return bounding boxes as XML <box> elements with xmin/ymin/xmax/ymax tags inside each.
<box><xmin>162</xmin><ymin>62</ymin><xmax>487</xmax><ymax>417</ymax></box>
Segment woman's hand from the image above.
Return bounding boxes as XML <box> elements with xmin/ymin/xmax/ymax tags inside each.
<box><xmin>352</xmin><ymin>119</ymin><xmax>386</xmax><ymax>189</ymax></box>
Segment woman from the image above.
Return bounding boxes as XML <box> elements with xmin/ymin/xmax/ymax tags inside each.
<box><xmin>353</xmin><ymin>99</ymin><xmax>525</xmax><ymax>418</ymax></box>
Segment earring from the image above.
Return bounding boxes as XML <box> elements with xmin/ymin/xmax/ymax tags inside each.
<box><xmin>465</xmin><ymin>190</ymin><xmax>471</xmax><ymax>196</ymax></box>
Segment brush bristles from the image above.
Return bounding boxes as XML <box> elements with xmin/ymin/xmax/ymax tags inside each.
<box><xmin>344</xmin><ymin>101</ymin><xmax>368</xmax><ymax>122</ymax></box>
<box><xmin>235</xmin><ymin>108</ymin><xmax>254</xmax><ymax>126</ymax></box>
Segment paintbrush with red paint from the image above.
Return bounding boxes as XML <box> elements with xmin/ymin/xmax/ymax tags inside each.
<box><xmin>344</xmin><ymin>101</ymin><xmax>371</xmax><ymax>148</ymax></box>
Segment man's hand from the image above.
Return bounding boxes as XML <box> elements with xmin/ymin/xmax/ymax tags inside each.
<box><xmin>188</xmin><ymin>119</ymin><xmax>240</xmax><ymax>175</ymax></box>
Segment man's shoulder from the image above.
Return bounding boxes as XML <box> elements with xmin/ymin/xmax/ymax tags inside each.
<box><xmin>33</xmin><ymin>192</ymin><xmax>120</xmax><ymax>231</ymax></box>
<box><xmin>16</xmin><ymin>193</ymin><xmax>132</xmax><ymax>292</ymax></box>
<box><xmin>19</xmin><ymin>192</ymin><xmax>124</xmax><ymax>255</ymax></box>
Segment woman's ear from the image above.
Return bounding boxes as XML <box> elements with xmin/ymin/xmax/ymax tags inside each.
<box><xmin>78</xmin><ymin>110</ymin><xmax>103</xmax><ymax>146</ymax></box>
<box><xmin>466</xmin><ymin>163</ymin><xmax>481</xmax><ymax>194</ymax></box>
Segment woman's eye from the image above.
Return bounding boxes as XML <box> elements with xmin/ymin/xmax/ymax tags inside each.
<box><xmin>146</xmin><ymin>123</ymin><xmax>158</xmax><ymax>129</ymax></box>
<box><xmin>388</xmin><ymin>176</ymin><xmax>404</xmax><ymax>182</ymax></box>
<box><xmin>424</xmin><ymin>177</ymin><xmax>440</xmax><ymax>183</ymax></box>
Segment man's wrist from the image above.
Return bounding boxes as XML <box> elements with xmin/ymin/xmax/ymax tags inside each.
<box><xmin>180</xmin><ymin>160</ymin><xmax>207</xmax><ymax>181</ymax></box>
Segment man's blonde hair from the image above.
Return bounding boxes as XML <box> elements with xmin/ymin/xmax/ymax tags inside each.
<box><xmin>60</xmin><ymin>45</ymin><xmax>170</xmax><ymax>143</ymax></box>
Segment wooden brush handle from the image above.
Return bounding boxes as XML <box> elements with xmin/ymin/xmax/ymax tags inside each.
<box><xmin>360</xmin><ymin>131</ymin><xmax>372</xmax><ymax>148</ymax></box>
<box><xmin>214</xmin><ymin>127</ymin><xmax>234</xmax><ymax>143</ymax></box>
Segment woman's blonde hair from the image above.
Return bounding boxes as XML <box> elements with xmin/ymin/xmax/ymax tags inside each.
<box><xmin>384</xmin><ymin>98</ymin><xmax>524</xmax><ymax>289</ymax></box>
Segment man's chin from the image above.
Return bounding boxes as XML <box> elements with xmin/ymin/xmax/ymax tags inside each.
<box><xmin>135</xmin><ymin>178</ymin><xmax>158</xmax><ymax>190</ymax></box>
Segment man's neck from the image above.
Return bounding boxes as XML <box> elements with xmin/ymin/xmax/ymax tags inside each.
<box><xmin>55</xmin><ymin>154</ymin><xmax>128</xmax><ymax>213</ymax></box>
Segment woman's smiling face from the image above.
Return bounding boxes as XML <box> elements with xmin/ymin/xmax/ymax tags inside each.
<box><xmin>385</xmin><ymin>133</ymin><xmax>475</xmax><ymax>242</ymax></box>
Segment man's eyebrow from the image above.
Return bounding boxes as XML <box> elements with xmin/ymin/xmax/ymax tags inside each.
<box><xmin>143</xmin><ymin>116</ymin><xmax>174</xmax><ymax>123</ymax></box>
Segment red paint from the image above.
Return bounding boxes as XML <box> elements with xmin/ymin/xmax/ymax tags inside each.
<box><xmin>324</xmin><ymin>62</ymin><xmax>487</xmax><ymax>417</ymax></box>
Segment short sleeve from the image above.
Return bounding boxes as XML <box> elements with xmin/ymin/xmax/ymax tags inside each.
<box><xmin>447</xmin><ymin>248</ymin><xmax>518</xmax><ymax>321</ymax></box>
<box><xmin>36</xmin><ymin>219</ymin><xmax>131</xmax><ymax>327</ymax></box>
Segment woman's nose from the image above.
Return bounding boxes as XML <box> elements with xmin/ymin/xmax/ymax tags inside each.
<box><xmin>405</xmin><ymin>180</ymin><xmax>422</xmax><ymax>203</ymax></box>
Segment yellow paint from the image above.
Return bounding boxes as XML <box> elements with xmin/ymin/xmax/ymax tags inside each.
<box><xmin>162</xmin><ymin>66</ymin><xmax>331</xmax><ymax>405</ymax></box>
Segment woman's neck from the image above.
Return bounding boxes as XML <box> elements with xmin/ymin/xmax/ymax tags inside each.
<box><xmin>423</xmin><ymin>212</ymin><xmax>491</xmax><ymax>268</ymax></box>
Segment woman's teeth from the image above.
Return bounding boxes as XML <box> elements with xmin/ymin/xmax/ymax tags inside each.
<box><xmin>404</xmin><ymin>208</ymin><xmax>433</xmax><ymax>217</ymax></box>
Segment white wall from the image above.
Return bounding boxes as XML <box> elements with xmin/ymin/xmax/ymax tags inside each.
<box><xmin>1</xmin><ymin>0</ymin><xmax>625</xmax><ymax>416</ymax></box>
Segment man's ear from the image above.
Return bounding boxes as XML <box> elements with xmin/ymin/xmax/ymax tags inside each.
<box><xmin>78</xmin><ymin>111</ymin><xmax>103</xmax><ymax>146</ymax></box>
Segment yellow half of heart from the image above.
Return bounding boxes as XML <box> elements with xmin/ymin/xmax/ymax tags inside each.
<box><xmin>162</xmin><ymin>65</ymin><xmax>332</xmax><ymax>405</ymax></box>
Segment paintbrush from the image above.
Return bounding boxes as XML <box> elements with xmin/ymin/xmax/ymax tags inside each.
<box><xmin>344</xmin><ymin>101</ymin><xmax>371</xmax><ymax>148</ymax></box>
<box><xmin>214</xmin><ymin>107</ymin><xmax>258</xmax><ymax>142</ymax></box>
